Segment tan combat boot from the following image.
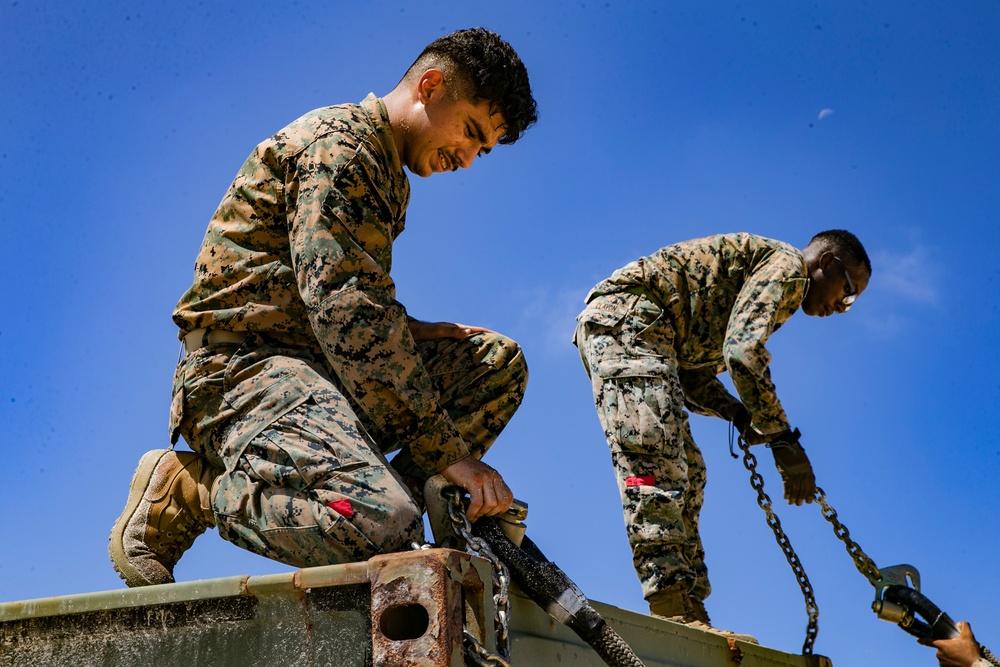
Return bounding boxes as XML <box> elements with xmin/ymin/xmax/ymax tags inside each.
<box><xmin>648</xmin><ymin>585</ymin><xmax>759</xmax><ymax>644</ymax></box>
<box><xmin>109</xmin><ymin>449</ymin><xmax>219</xmax><ymax>587</ymax></box>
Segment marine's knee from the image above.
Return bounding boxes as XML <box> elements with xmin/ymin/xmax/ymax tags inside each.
<box><xmin>471</xmin><ymin>331</ymin><xmax>511</xmax><ymax>359</ymax></box>
<box><xmin>477</xmin><ymin>333</ymin><xmax>528</xmax><ymax>394</ymax></box>
<box><xmin>359</xmin><ymin>500</ymin><xmax>424</xmax><ymax>555</ymax></box>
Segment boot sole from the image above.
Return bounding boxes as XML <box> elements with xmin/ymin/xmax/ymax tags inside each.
<box><xmin>108</xmin><ymin>449</ymin><xmax>172</xmax><ymax>587</ymax></box>
<box><xmin>651</xmin><ymin>614</ymin><xmax>759</xmax><ymax>644</ymax></box>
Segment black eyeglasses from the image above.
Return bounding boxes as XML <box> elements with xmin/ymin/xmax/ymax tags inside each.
<box><xmin>834</xmin><ymin>256</ymin><xmax>857</xmax><ymax>311</ymax></box>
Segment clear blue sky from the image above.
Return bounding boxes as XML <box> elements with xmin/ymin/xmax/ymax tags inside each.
<box><xmin>2</xmin><ymin>2</ymin><xmax>998</xmax><ymax>664</ymax></box>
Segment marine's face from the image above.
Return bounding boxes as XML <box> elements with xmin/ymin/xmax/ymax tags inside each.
<box><xmin>801</xmin><ymin>252</ymin><xmax>870</xmax><ymax>317</ymax></box>
<box><xmin>402</xmin><ymin>70</ymin><xmax>506</xmax><ymax>178</ymax></box>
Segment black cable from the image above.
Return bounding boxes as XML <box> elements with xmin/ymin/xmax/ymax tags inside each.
<box><xmin>472</xmin><ymin>517</ymin><xmax>646</xmax><ymax>667</ymax></box>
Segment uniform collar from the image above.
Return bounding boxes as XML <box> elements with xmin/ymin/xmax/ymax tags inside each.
<box><xmin>360</xmin><ymin>93</ymin><xmax>410</xmax><ymax>214</ymax></box>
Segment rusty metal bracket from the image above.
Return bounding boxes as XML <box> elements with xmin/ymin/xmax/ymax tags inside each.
<box><xmin>370</xmin><ymin>548</ymin><xmax>496</xmax><ymax>667</ymax></box>
<box><xmin>726</xmin><ymin>636</ymin><xmax>744</xmax><ymax>664</ymax></box>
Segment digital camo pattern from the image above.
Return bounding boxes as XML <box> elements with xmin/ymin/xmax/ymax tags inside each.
<box><xmin>172</xmin><ymin>330</ymin><xmax>526</xmax><ymax>567</ymax></box>
<box><xmin>582</xmin><ymin>232</ymin><xmax>808</xmax><ymax>436</ymax></box>
<box><xmin>175</xmin><ymin>94</ymin><xmax>475</xmax><ymax>474</ymax></box>
<box><xmin>168</xmin><ymin>95</ymin><xmax>528</xmax><ymax>566</ymax></box>
<box><xmin>574</xmin><ymin>309</ymin><xmax>709</xmax><ymax>601</ymax></box>
<box><xmin>574</xmin><ymin>233</ymin><xmax>809</xmax><ymax>601</ymax></box>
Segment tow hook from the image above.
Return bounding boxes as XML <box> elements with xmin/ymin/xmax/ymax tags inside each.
<box><xmin>871</xmin><ymin>564</ymin><xmax>959</xmax><ymax>640</ymax></box>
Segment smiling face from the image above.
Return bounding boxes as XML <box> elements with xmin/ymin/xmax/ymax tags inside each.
<box><xmin>397</xmin><ymin>69</ymin><xmax>507</xmax><ymax>178</ymax></box>
<box><xmin>801</xmin><ymin>251</ymin><xmax>870</xmax><ymax>317</ymax></box>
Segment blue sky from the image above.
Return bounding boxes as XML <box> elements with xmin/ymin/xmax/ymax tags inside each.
<box><xmin>2</xmin><ymin>1</ymin><xmax>998</xmax><ymax>664</ymax></box>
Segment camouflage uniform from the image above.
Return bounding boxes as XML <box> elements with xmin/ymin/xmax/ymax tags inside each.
<box><xmin>573</xmin><ymin>233</ymin><xmax>807</xmax><ymax>601</ymax></box>
<box><xmin>170</xmin><ymin>95</ymin><xmax>527</xmax><ymax>567</ymax></box>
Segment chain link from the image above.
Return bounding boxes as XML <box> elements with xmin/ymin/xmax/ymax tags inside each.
<box><xmin>444</xmin><ymin>488</ymin><xmax>513</xmax><ymax>664</ymax></box>
<box><xmin>813</xmin><ymin>488</ymin><xmax>882</xmax><ymax>587</ymax></box>
<box><xmin>980</xmin><ymin>646</ymin><xmax>1000</xmax><ymax>667</ymax></box>
<box><xmin>742</xmin><ymin>436</ymin><xmax>1000</xmax><ymax>662</ymax></box>
<box><xmin>462</xmin><ymin>630</ymin><xmax>512</xmax><ymax>667</ymax></box>
<box><xmin>814</xmin><ymin>486</ymin><xmax>1000</xmax><ymax>667</ymax></box>
<box><xmin>739</xmin><ymin>438</ymin><xmax>821</xmax><ymax>655</ymax></box>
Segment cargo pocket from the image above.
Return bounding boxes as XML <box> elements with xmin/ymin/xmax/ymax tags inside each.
<box><xmin>622</xmin><ymin>296</ymin><xmax>674</xmax><ymax>359</ymax></box>
<box><xmin>214</xmin><ymin>465</ymin><xmax>384</xmax><ymax>567</ymax></box>
<box><xmin>576</xmin><ymin>302</ymin><xmax>630</xmax><ymax>380</ymax></box>
<box><xmin>604</xmin><ymin>376</ymin><xmax>685</xmax><ymax>459</ymax></box>
<box><xmin>624</xmin><ymin>484</ymin><xmax>688</xmax><ymax>546</ymax></box>
<box><xmin>240</xmin><ymin>392</ymin><xmax>372</xmax><ymax>493</ymax></box>
<box><xmin>213</xmin><ymin>371</ymin><xmax>407</xmax><ymax>566</ymax></box>
<box><xmin>217</xmin><ymin>371</ymin><xmax>313</xmax><ymax>471</ymax></box>
<box><xmin>577</xmin><ymin>302</ymin><xmax>631</xmax><ymax>329</ymax></box>
<box><xmin>602</xmin><ymin>376</ymin><xmax>691</xmax><ymax>548</ymax></box>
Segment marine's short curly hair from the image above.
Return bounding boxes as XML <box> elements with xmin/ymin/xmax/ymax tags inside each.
<box><xmin>810</xmin><ymin>229</ymin><xmax>872</xmax><ymax>276</ymax></box>
<box><xmin>405</xmin><ymin>27</ymin><xmax>538</xmax><ymax>145</ymax></box>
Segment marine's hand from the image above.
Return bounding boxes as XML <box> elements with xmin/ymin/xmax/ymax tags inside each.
<box><xmin>408</xmin><ymin>318</ymin><xmax>495</xmax><ymax>341</ymax></box>
<box><xmin>727</xmin><ymin>404</ymin><xmax>768</xmax><ymax>444</ymax></box>
<box><xmin>919</xmin><ymin>622</ymin><xmax>984</xmax><ymax>667</ymax></box>
<box><xmin>769</xmin><ymin>431</ymin><xmax>816</xmax><ymax>506</ymax></box>
<box><xmin>727</xmin><ymin>404</ymin><xmax>750</xmax><ymax>433</ymax></box>
<box><xmin>440</xmin><ymin>457</ymin><xmax>513</xmax><ymax>522</ymax></box>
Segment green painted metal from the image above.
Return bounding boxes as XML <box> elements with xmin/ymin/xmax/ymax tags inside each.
<box><xmin>0</xmin><ymin>567</ymin><xmax>373</xmax><ymax>667</ymax></box>
<box><xmin>0</xmin><ymin>553</ymin><xmax>830</xmax><ymax>667</ymax></box>
<box><xmin>507</xmin><ymin>594</ymin><xmax>831</xmax><ymax>667</ymax></box>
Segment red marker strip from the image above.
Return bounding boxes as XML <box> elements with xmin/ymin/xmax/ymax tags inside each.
<box><xmin>625</xmin><ymin>475</ymin><xmax>656</xmax><ymax>487</ymax></box>
<box><xmin>327</xmin><ymin>499</ymin><xmax>354</xmax><ymax>518</ymax></box>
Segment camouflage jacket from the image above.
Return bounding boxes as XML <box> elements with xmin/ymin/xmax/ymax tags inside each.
<box><xmin>582</xmin><ymin>233</ymin><xmax>808</xmax><ymax>436</ymax></box>
<box><xmin>173</xmin><ymin>94</ymin><xmax>472</xmax><ymax>474</ymax></box>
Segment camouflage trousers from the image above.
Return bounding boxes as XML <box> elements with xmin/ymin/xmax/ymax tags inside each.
<box><xmin>574</xmin><ymin>293</ymin><xmax>710</xmax><ymax>602</ymax></box>
<box><xmin>171</xmin><ymin>331</ymin><xmax>527</xmax><ymax>568</ymax></box>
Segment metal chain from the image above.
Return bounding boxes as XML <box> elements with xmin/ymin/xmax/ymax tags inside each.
<box><xmin>813</xmin><ymin>488</ymin><xmax>882</xmax><ymax>587</ymax></box>
<box><xmin>462</xmin><ymin>629</ymin><xmax>512</xmax><ymax>667</ymax></box>
<box><xmin>741</xmin><ymin>434</ymin><xmax>1000</xmax><ymax>661</ymax></box>
<box><xmin>981</xmin><ymin>646</ymin><xmax>1000</xmax><ymax>667</ymax></box>
<box><xmin>739</xmin><ymin>438</ymin><xmax>821</xmax><ymax>655</ymax></box>
<box><xmin>444</xmin><ymin>488</ymin><xmax>513</xmax><ymax>665</ymax></box>
<box><xmin>814</xmin><ymin>493</ymin><xmax>1000</xmax><ymax>665</ymax></box>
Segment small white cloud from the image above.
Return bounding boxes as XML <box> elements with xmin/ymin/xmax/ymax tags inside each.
<box><xmin>818</xmin><ymin>108</ymin><xmax>834</xmax><ymax>120</ymax></box>
<box><xmin>855</xmin><ymin>234</ymin><xmax>943</xmax><ymax>337</ymax></box>
<box><xmin>515</xmin><ymin>285</ymin><xmax>589</xmax><ymax>355</ymax></box>
<box><xmin>858</xmin><ymin>311</ymin><xmax>909</xmax><ymax>338</ymax></box>
<box><xmin>871</xmin><ymin>244</ymin><xmax>941</xmax><ymax>306</ymax></box>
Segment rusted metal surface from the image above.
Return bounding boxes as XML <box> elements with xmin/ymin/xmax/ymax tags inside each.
<box><xmin>727</xmin><ymin>636</ymin><xmax>745</xmax><ymax>664</ymax></box>
<box><xmin>369</xmin><ymin>549</ymin><xmax>494</xmax><ymax>667</ymax></box>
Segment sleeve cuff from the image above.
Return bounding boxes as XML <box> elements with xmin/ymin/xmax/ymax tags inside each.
<box><xmin>751</xmin><ymin>410</ymin><xmax>791</xmax><ymax>437</ymax></box>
